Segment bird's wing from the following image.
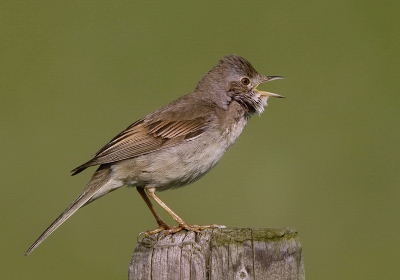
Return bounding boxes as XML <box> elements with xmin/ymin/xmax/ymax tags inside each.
<box><xmin>71</xmin><ymin>107</ymin><xmax>212</xmax><ymax>175</ymax></box>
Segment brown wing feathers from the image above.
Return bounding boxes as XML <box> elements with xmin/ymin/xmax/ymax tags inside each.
<box><xmin>71</xmin><ymin>116</ymin><xmax>210</xmax><ymax>175</ymax></box>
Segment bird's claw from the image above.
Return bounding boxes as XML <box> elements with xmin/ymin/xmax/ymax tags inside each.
<box><xmin>137</xmin><ymin>225</ymin><xmax>166</xmax><ymax>242</ymax></box>
<box><xmin>138</xmin><ymin>223</ymin><xmax>226</xmax><ymax>241</ymax></box>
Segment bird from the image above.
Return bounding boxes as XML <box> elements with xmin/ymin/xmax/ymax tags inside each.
<box><xmin>25</xmin><ymin>54</ymin><xmax>284</xmax><ymax>256</ymax></box>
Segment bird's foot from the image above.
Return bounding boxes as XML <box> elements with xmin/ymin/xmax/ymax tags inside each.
<box><xmin>138</xmin><ymin>223</ymin><xmax>226</xmax><ymax>241</ymax></box>
<box><xmin>164</xmin><ymin>223</ymin><xmax>226</xmax><ymax>235</ymax></box>
<box><xmin>137</xmin><ymin>223</ymin><xmax>170</xmax><ymax>241</ymax></box>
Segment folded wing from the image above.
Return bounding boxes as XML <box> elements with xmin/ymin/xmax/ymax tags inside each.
<box><xmin>71</xmin><ymin>115</ymin><xmax>211</xmax><ymax>175</ymax></box>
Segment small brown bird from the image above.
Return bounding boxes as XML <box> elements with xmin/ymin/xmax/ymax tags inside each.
<box><xmin>25</xmin><ymin>55</ymin><xmax>283</xmax><ymax>255</ymax></box>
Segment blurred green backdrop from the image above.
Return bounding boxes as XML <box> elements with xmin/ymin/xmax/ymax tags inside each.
<box><xmin>1</xmin><ymin>1</ymin><xmax>399</xmax><ymax>279</ymax></box>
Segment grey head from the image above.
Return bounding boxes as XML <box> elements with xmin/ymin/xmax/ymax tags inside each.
<box><xmin>195</xmin><ymin>54</ymin><xmax>284</xmax><ymax>115</ymax></box>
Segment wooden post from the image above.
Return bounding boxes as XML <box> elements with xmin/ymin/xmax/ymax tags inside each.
<box><xmin>129</xmin><ymin>227</ymin><xmax>304</xmax><ymax>280</ymax></box>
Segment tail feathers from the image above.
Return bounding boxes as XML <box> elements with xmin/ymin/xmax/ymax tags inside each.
<box><xmin>25</xmin><ymin>166</ymin><xmax>112</xmax><ymax>256</ymax></box>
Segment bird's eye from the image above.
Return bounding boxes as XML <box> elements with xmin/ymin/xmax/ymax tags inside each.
<box><xmin>241</xmin><ymin>77</ymin><xmax>250</xmax><ymax>86</ymax></box>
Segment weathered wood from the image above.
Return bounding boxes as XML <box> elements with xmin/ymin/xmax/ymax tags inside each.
<box><xmin>129</xmin><ymin>228</ymin><xmax>304</xmax><ymax>280</ymax></box>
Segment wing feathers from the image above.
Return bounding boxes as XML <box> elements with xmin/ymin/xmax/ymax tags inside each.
<box><xmin>71</xmin><ymin>115</ymin><xmax>211</xmax><ymax>175</ymax></box>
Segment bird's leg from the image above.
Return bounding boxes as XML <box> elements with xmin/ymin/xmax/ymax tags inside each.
<box><xmin>145</xmin><ymin>187</ymin><xmax>222</xmax><ymax>235</ymax></box>
<box><xmin>136</xmin><ymin>187</ymin><xmax>169</xmax><ymax>235</ymax></box>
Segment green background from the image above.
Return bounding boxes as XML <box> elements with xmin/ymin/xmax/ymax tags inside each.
<box><xmin>1</xmin><ymin>1</ymin><xmax>399</xmax><ymax>279</ymax></box>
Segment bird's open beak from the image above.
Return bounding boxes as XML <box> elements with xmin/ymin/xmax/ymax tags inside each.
<box><xmin>256</xmin><ymin>75</ymin><xmax>285</xmax><ymax>98</ymax></box>
<box><xmin>265</xmin><ymin>76</ymin><xmax>285</xmax><ymax>82</ymax></box>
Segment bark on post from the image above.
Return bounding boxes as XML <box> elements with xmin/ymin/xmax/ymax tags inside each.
<box><xmin>129</xmin><ymin>227</ymin><xmax>304</xmax><ymax>280</ymax></box>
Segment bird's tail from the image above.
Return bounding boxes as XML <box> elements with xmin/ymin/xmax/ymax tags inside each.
<box><xmin>25</xmin><ymin>166</ymin><xmax>115</xmax><ymax>256</ymax></box>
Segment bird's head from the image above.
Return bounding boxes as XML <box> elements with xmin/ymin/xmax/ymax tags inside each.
<box><xmin>197</xmin><ymin>55</ymin><xmax>284</xmax><ymax>114</ymax></box>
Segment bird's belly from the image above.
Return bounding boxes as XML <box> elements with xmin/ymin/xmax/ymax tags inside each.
<box><xmin>151</xmin><ymin>139</ymin><xmax>227</xmax><ymax>190</ymax></box>
<box><xmin>114</xmin><ymin>134</ymin><xmax>226</xmax><ymax>191</ymax></box>
<box><xmin>114</xmin><ymin>117</ymin><xmax>247</xmax><ymax>191</ymax></box>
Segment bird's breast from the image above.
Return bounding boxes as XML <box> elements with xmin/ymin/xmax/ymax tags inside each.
<box><xmin>221</xmin><ymin>116</ymin><xmax>248</xmax><ymax>147</ymax></box>
<box><xmin>218</xmin><ymin>101</ymin><xmax>249</xmax><ymax>148</ymax></box>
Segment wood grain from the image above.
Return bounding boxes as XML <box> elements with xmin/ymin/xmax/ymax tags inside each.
<box><xmin>129</xmin><ymin>228</ymin><xmax>304</xmax><ymax>280</ymax></box>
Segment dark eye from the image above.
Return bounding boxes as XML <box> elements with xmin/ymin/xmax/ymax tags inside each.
<box><xmin>241</xmin><ymin>77</ymin><xmax>250</xmax><ymax>86</ymax></box>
